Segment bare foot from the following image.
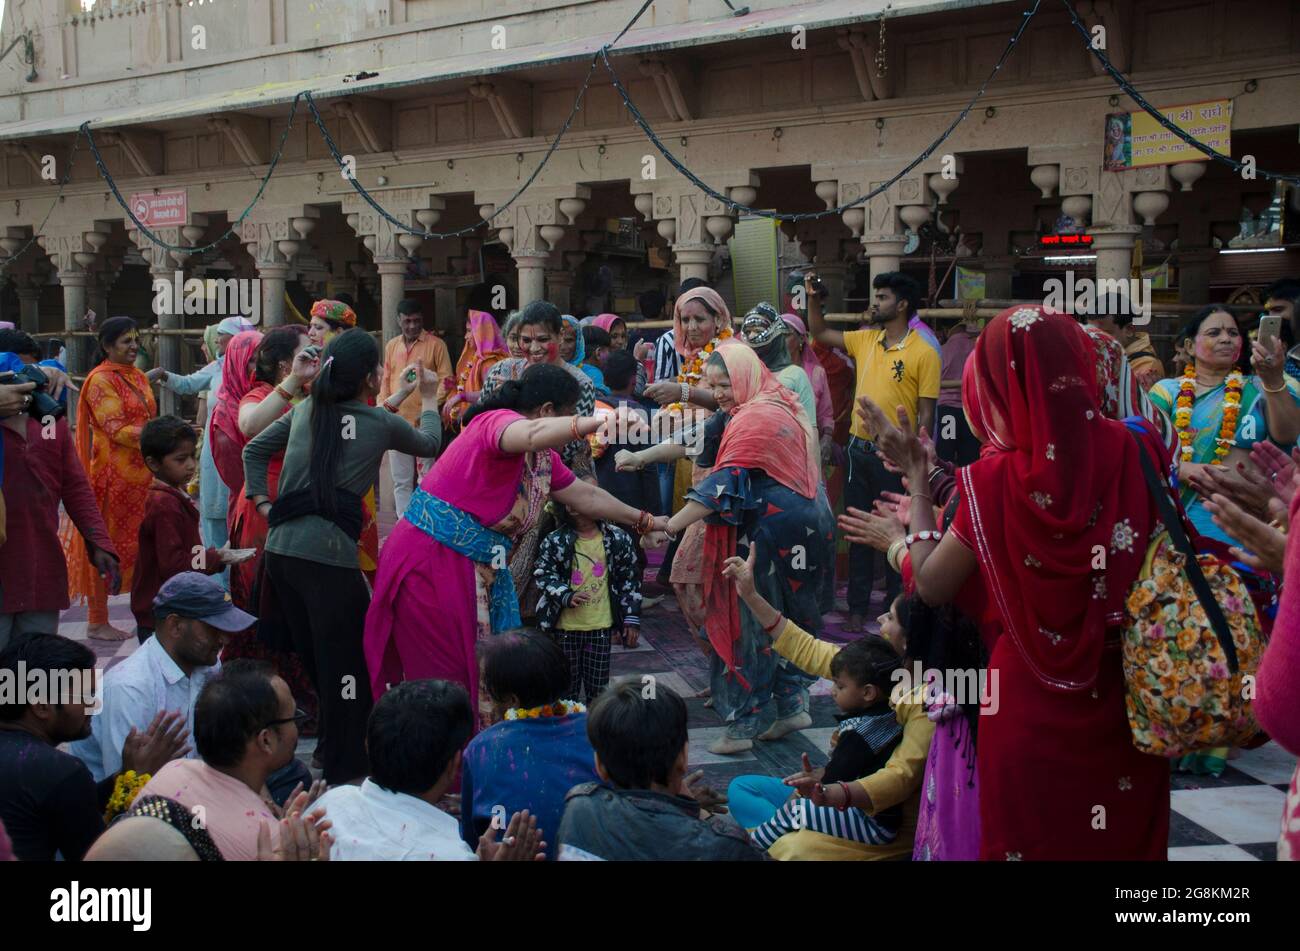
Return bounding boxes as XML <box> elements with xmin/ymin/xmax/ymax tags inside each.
<box><xmin>87</xmin><ymin>623</ymin><xmax>134</xmax><ymax>642</ymax></box>
<box><xmin>842</xmin><ymin>613</ymin><xmax>866</xmax><ymax>633</ymax></box>
<box><xmin>758</xmin><ymin>711</ymin><xmax>812</xmax><ymax>741</ymax></box>
<box><xmin>708</xmin><ymin>735</ymin><xmax>753</xmax><ymax>755</ymax></box>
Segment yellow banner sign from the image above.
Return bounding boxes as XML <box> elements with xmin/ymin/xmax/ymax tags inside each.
<box><xmin>1103</xmin><ymin>99</ymin><xmax>1232</xmax><ymax>170</ymax></box>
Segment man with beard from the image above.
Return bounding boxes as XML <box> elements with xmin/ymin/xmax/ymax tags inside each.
<box><xmin>0</xmin><ymin>634</ymin><xmax>187</xmax><ymax>860</ymax></box>
<box><xmin>70</xmin><ymin>572</ymin><xmax>255</xmax><ymax>782</ymax></box>
<box><xmin>806</xmin><ymin>271</ymin><xmax>939</xmax><ymax>632</ymax></box>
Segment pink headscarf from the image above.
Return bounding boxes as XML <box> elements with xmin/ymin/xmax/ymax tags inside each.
<box><xmin>591</xmin><ymin>313</ymin><xmax>623</xmax><ymax>335</ymax></box>
<box><xmin>672</xmin><ymin>288</ymin><xmax>732</xmax><ymax>361</ymax></box>
<box><xmin>209</xmin><ymin>330</ymin><xmax>264</xmax><ymax>492</ymax></box>
<box><xmin>782</xmin><ymin>313</ymin><xmax>833</xmax><ymax>431</ymax></box>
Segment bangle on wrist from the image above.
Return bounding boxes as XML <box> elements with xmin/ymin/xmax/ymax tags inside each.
<box><xmin>911</xmin><ymin>491</ymin><xmax>934</xmax><ymax>504</ymax></box>
<box><xmin>570</xmin><ymin>415</ymin><xmax>582</xmax><ymax>441</ymax></box>
<box><xmin>836</xmin><ymin>782</ymin><xmax>853</xmax><ymax>811</ymax></box>
<box><xmin>904</xmin><ymin>530</ymin><xmax>942</xmax><ymax>547</ymax></box>
<box><xmin>680</xmin><ymin>382</ymin><xmax>690</xmax><ymax>403</ymax></box>
<box><xmin>274</xmin><ymin>384</ymin><xmax>295</xmax><ymax>403</ymax></box>
<box><xmin>886</xmin><ymin>538</ymin><xmax>907</xmax><ymax>573</ymax></box>
<box><xmin>1262</xmin><ymin>378</ymin><xmax>1289</xmax><ymax>394</ymax></box>
<box><xmin>761</xmin><ymin>613</ymin><xmax>785</xmax><ymax>635</ymax></box>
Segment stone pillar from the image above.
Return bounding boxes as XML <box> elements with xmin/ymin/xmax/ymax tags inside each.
<box><xmin>673</xmin><ymin>246</ymin><xmax>714</xmax><ymax>284</ymax></box>
<box><xmin>859</xmin><ymin>234</ymin><xmax>908</xmax><ymax>289</ymax></box>
<box><xmin>433</xmin><ymin>275</ymin><xmax>459</xmax><ymax>333</ymax></box>
<box><xmin>546</xmin><ymin>269</ymin><xmax>574</xmax><ymax>314</ymax></box>
<box><xmin>150</xmin><ymin>262</ymin><xmax>184</xmax><ymax>417</ymax></box>
<box><xmin>1177</xmin><ymin>248</ymin><xmax>1216</xmax><ymax>306</ymax></box>
<box><xmin>982</xmin><ymin>257</ymin><xmax>1016</xmax><ymax>301</ymax></box>
<box><xmin>513</xmin><ymin>252</ymin><xmax>549</xmax><ymax>308</ymax></box>
<box><xmin>86</xmin><ymin>274</ymin><xmax>109</xmax><ymax>327</ymax></box>
<box><xmin>1089</xmin><ymin>226</ymin><xmax>1142</xmax><ymax>285</ymax></box>
<box><xmin>16</xmin><ymin>285</ymin><xmax>42</xmax><ymax>334</ymax></box>
<box><xmin>375</xmin><ymin>258</ymin><xmax>407</xmax><ymax>345</ymax></box>
<box><xmin>257</xmin><ymin>263</ymin><xmax>289</xmax><ymax>328</ymax></box>
<box><xmin>58</xmin><ymin>271</ymin><xmax>89</xmax><ymax>374</ymax></box>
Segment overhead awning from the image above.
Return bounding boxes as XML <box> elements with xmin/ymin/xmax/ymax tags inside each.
<box><xmin>0</xmin><ymin>0</ymin><xmax>1003</xmax><ymax>141</ymax></box>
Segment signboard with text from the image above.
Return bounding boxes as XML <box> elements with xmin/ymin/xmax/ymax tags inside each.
<box><xmin>1103</xmin><ymin>100</ymin><xmax>1231</xmax><ymax>171</ymax></box>
<box><xmin>128</xmin><ymin>189</ymin><xmax>188</xmax><ymax>228</ymax></box>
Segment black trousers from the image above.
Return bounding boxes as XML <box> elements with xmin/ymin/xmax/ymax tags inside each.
<box><xmin>936</xmin><ymin>405</ymin><xmax>981</xmax><ymax>467</ymax></box>
<box><xmin>845</xmin><ymin>436</ymin><xmax>904</xmax><ymax>614</ymax></box>
<box><xmin>264</xmin><ymin>551</ymin><xmax>373</xmax><ymax>784</ymax></box>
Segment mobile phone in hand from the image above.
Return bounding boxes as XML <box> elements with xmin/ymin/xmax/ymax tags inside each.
<box><xmin>1258</xmin><ymin>314</ymin><xmax>1283</xmax><ymax>349</ymax></box>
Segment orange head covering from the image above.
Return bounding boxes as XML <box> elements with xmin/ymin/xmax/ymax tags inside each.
<box><xmin>310</xmin><ymin>299</ymin><xmax>357</xmax><ymax>329</ymax></box>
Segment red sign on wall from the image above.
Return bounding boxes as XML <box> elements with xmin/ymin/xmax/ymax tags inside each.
<box><xmin>128</xmin><ymin>189</ymin><xmax>188</xmax><ymax>228</ymax></box>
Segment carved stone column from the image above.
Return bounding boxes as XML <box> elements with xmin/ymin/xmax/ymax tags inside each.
<box><xmin>1177</xmin><ymin>248</ymin><xmax>1217</xmax><ymax>305</ymax></box>
<box><xmin>1089</xmin><ymin>226</ymin><xmax>1143</xmax><ymax>285</ymax></box>
<box><xmin>16</xmin><ymin>285</ymin><xmax>42</xmax><ymax>334</ymax></box>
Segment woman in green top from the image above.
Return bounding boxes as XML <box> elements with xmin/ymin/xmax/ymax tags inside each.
<box><xmin>738</xmin><ymin>301</ymin><xmax>818</xmax><ymax>429</ymax></box>
<box><xmin>243</xmin><ymin>328</ymin><xmax>443</xmax><ymax>784</ymax></box>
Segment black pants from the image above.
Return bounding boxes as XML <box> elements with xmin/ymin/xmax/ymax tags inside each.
<box><xmin>845</xmin><ymin>436</ymin><xmax>904</xmax><ymax>614</ymax></box>
<box><xmin>935</xmin><ymin>406</ymin><xmax>981</xmax><ymax>467</ymax></box>
<box><xmin>264</xmin><ymin>551</ymin><xmax>373</xmax><ymax>785</ymax></box>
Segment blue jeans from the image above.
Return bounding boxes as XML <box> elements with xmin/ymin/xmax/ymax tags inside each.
<box><xmin>727</xmin><ymin>775</ymin><xmax>792</xmax><ymax>830</ymax></box>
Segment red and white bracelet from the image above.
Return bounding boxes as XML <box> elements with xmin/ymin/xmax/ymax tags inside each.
<box><xmin>904</xmin><ymin>530</ymin><xmax>942</xmax><ymax>547</ymax></box>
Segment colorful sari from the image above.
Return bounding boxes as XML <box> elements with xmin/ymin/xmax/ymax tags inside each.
<box><xmin>688</xmin><ymin>345</ymin><xmax>833</xmax><ymax>738</ymax></box>
<box><xmin>1148</xmin><ymin>373</ymin><xmax>1300</xmax><ymax>545</ymax></box>
<box><xmin>62</xmin><ymin>360</ymin><xmax>157</xmax><ymax>622</ymax></box>
<box><xmin>363</xmin><ymin>409</ymin><xmax>576</xmax><ymax>727</ymax></box>
<box><xmin>208</xmin><ymin>331</ymin><xmax>263</xmax><ymax>495</ymax></box>
<box><xmin>444</xmin><ymin>310</ymin><xmax>508</xmax><ymax>432</ymax></box>
<box><xmin>948</xmin><ymin>306</ymin><xmax>1170</xmax><ymax>860</ymax></box>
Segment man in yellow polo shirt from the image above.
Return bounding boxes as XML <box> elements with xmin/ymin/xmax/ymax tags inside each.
<box><xmin>807</xmin><ymin>271</ymin><xmax>939</xmax><ymax>631</ymax></box>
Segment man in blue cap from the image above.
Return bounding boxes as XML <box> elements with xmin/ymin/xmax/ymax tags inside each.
<box><xmin>70</xmin><ymin>571</ymin><xmax>255</xmax><ymax>782</ymax></box>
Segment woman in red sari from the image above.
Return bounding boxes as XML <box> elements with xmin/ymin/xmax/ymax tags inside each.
<box><xmin>208</xmin><ymin>330</ymin><xmax>263</xmax><ymax>497</ymax></box>
<box><xmin>223</xmin><ymin>326</ymin><xmax>312</xmax><ymax>608</ymax></box>
<box><xmin>63</xmin><ymin>317</ymin><xmax>157</xmax><ymax>641</ymax></box>
<box><xmin>860</xmin><ymin>306</ymin><xmax>1172</xmax><ymax>860</ymax></box>
<box><xmin>220</xmin><ymin>326</ymin><xmax>319</xmax><ymax>731</ymax></box>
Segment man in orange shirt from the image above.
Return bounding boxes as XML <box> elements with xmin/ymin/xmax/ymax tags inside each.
<box><xmin>379</xmin><ymin>299</ymin><xmax>453</xmax><ymax>515</ymax></box>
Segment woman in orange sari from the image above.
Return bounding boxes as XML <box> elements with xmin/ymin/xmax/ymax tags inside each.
<box><xmin>308</xmin><ymin>299</ymin><xmax>381</xmax><ymax>580</ymax></box>
<box><xmin>64</xmin><ymin>317</ymin><xmax>157</xmax><ymax>641</ymax></box>
<box><xmin>442</xmin><ymin>309</ymin><xmax>508</xmax><ymax>433</ymax></box>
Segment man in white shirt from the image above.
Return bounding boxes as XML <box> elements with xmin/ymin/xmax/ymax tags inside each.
<box><xmin>315</xmin><ymin>680</ymin><xmax>542</xmax><ymax>861</ymax></box>
<box><xmin>69</xmin><ymin>572</ymin><xmax>255</xmax><ymax>781</ymax></box>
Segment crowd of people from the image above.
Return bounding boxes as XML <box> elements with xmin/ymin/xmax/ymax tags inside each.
<box><xmin>0</xmin><ymin>274</ymin><xmax>1298</xmax><ymax>863</ymax></box>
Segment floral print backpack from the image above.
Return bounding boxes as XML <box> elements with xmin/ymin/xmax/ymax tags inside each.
<box><xmin>1122</xmin><ymin>431</ymin><xmax>1267</xmax><ymax>757</ymax></box>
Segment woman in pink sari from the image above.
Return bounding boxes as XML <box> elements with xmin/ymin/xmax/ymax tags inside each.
<box><xmin>364</xmin><ymin>363</ymin><xmax>668</xmax><ymax>727</ymax></box>
<box><xmin>782</xmin><ymin>312</ymin><xmax>835</xmax><ymax>465</ymax></box>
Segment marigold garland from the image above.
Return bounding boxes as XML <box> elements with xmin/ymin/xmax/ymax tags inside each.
<box><xmin>666</xmin><ymin>327</ymin><xmax>733</xmax><ymax>413</ymax></box>
<box><xmin>1176</xmin><ymin>361</ymin><xmax>1242</xmax><ymax>464</ymax></box>
<box><xmin>104</xmin><ymin>770</ymin><xmax>151</xmax><ymax>823</ymax></box>
<box><xmin>503</xmin><ymin>699</ymin><xmax>587</xmax><ymax>721</ymax></box>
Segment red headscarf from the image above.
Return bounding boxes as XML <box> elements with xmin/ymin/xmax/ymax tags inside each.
<box><xmin>209</xmin><ymin>330</ymin><xmax>264</xmax><ymax>493</ymax></box>
<box><xmin>701</xmin><ymin>343</ymin><xmax>822</xmax><ymax>683</ymax></box>
<box><xmin>672</xmin><ymin>287</ymin><xmax>732</xmax><ymax>360</ymax></box>
<box><xmin>955</xmin><ymin>306</ymin><xmax>1160</xmax><ymax>691</ymax></box>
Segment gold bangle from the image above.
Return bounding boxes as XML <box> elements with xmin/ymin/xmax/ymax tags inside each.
<box><xmin>1262</xmin><ymin>379</ymin><xmax>1289</xmax><ymax>394</ymax></box>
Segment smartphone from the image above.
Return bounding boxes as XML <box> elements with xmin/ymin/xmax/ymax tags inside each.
<box><xmin>1258</xmin><ymin>314</ymin><xmax>1283</xmax><ymax>349</ymax></box>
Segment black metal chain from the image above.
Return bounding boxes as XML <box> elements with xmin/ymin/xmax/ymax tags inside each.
<box><xmin>598</xmin><ymin>0</ymin><xmax>1043</xmax><ymax>222</ymax></box>
<box><xmin>1060</xmin><ymin>0</ymin><xmax>1300</xmax><ymax>185</ymax></box>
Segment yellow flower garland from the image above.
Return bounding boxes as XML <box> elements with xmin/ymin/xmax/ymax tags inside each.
<box><xmin>1175</xmin><ymin>361</ymin><xmax>1242</xmax><ymax>464</ymax></box>
<box><xmin>104</xmin><ymin>770</ymin><xmax>151</xmax><ymax>823</ymax></box>
<box><xmin>503</xmin><ymin>699</ymin><xmax>587</xmax><ymax>721</ymax></box>
<box><xmin>666</xmin><ymin>327</ymin><xmax>733</xmax><ymax>413</ymax></box>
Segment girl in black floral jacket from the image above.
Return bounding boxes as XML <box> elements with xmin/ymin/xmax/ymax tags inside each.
<box><xmin>535</xmin><ymin>480</ymin><xmax>643</xmax><ymax>702</ymax></box>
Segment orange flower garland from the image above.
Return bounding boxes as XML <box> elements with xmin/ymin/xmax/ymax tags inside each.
<box><xmin>1175</xmin><ymin>361</ymin><xmax>1242</xmax><ymax>464</ymax></box>
<box><xmin>666</xmin><ymin>327</ymin><xmax>733</xmax><ymax>413</ymax></box>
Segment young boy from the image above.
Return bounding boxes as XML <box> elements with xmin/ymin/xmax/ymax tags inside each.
<box><xmin>556</xmin><ymin>678</ymin><xmax>765</xmax><ymax>861</ymax></box>
<box><xmin>534</xmin><ymin>477</ymin><xmax>642</xmax><ymax>700</ymax></box>
<box><xmin>132</xmin><ymin>417</ymin><xmax>253</xmax><ymax>644</ymax></box>
<box><xmin>736</xmin><ymin>634</ymin><xmax>906</xmax><ymax>850</ymax></box>
<box><xmin>722</xmin><ymin>546</ymin><xmax>936</xmax><ymax>861</ymax></box>
<box><xmin>580</xmin><ymin>325</ymin><xmax>611</xmax><ymax>396</ymax></box>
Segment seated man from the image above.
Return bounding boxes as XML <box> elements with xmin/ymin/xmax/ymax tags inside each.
<box><xmin>315</xmin><ymin>679</ymin><xmax>544</xmax><ymax>861</ymax></box>
<box><xmin>556</xmin><ymin>679</ymin><xmax>765</xmax><ymax>861</ymax></box>
<box><xmin>70</xmin><ymin>572</ymin><xmax>250</xmax><ymax>781</ymax></box>
<box><xmin>137</xmin><ymin>659</ymin><xmax>304</xmax><ymax>861</ymax></box>
<box><xmin>0</xmin><ymin>635</ymin><xmax>185</xmax><ymax>861</ymax></box>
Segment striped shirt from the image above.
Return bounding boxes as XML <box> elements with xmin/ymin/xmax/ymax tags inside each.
<box><xmin>652</xmin><ymin>330</ymin><xmax>680</xmax><ymax>384</ymax></box>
